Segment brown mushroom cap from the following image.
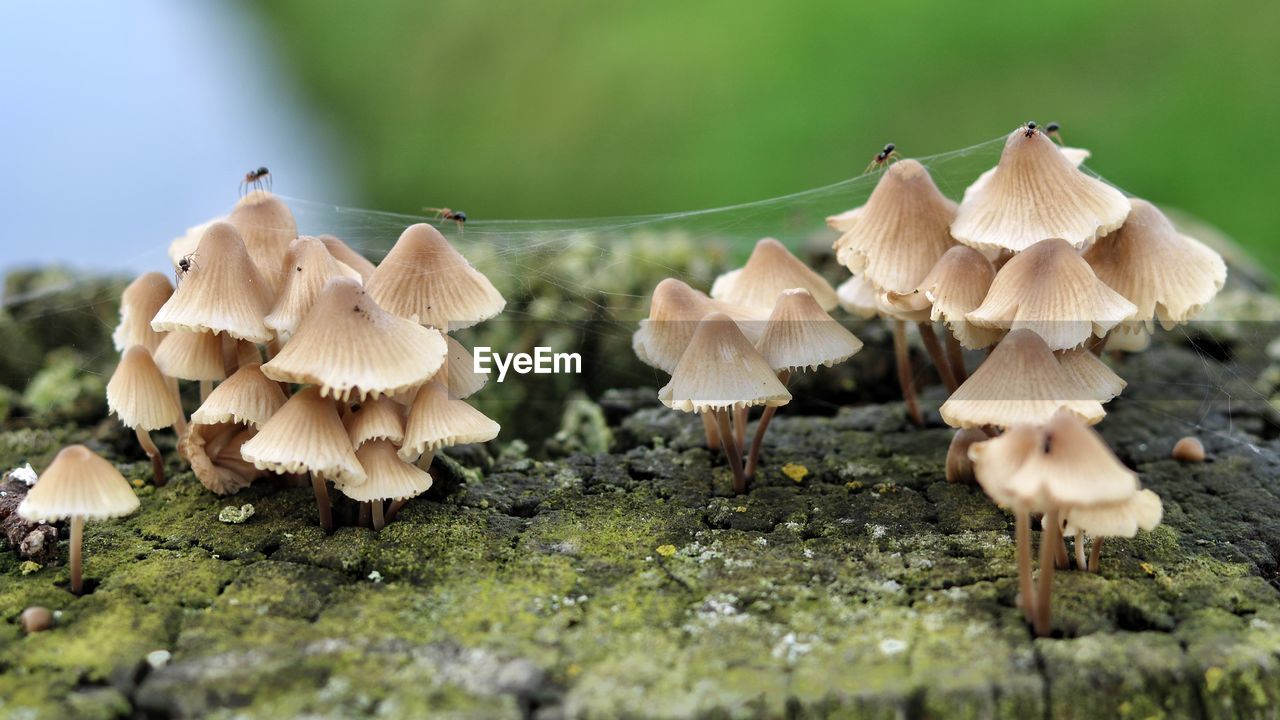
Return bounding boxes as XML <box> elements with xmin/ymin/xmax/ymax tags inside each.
<box><xmin>107</xmin><ymin>346</ymin><xmax>185</xmax><ymax>431</ymax></box>
<box><xmin>168</xmin><ymin>217</ymin><xmax>223</xmax><ymax>268</ymax></box>
<box><xmin>833</xmin><ymin>159</ymin><xmax>958</xmax><ymax>294</ymax></box>
<box><xmin>153</xmin><ymin>329</ymin><xmax>226</xmax><ymax>381</ymax></box>
<box><xmin>755</xmin><ymin>289</ymin><xmax>863</xmax><ymax>372</ymax></box>
<box><xmin>240</xmin><ymin>386</ymin><xmax>366</xmax><ymax>486</ymax></box>
<box><xmin>1055</xmin><ymin>348</ymin><xmax>1126</xmax><ymax>404</ymax></box>
<box><xmin>952</xmin><ymin>127</ymin><xmax>1130</xmax><ymax>253</ymax></box>
<box><xmin>711</xmin><ymin>238</ymin><xmax>838</xmax><ymax>311</ymax></box>
<box><xmin>399</xmin><ymin>381</ymin><xmax>501</xmax><ymax>462</ymax></box>
<box><xmin>190</xmin><ymin>363</ymin><xmax>287</xmax><ymax>428</ymax></box>
<box><xmin>1063</xmin><ymin>488</ymin><xmax>1163</xmax><ymax>538</ymax></box>
<box><xmin>262</xmin><ymin>277</ymin><xmax>447</xmax><ymax>402</ymax></box>
<box><xmin>633</xmin><ymin>278</ymin><xmax>766</xmax><ymax>374</ymax></box>
<box><xmin>946</xmin><ymin>427</ymin><xmax>990</xmax><ymax>484</ymax></box>
<box><xmin>365</xmin><ymin>223</ymin><xmax>505</xmax><ymax>331</ymax></box>
<box><xmin>228</xmin><ymin>190</ymin><xmax>298</xmax><ymax>295</ymax></box>
<box><xmin>914</xmin><ymin>246</ymin><xmax>1003</xmax><ymax>349</ymax></box>
<box><xmin>968</xmin><ymin>424</ymin><xmax>1040</xmax><ymax>507</ymax></box>
<box><xmin>660</xmin><ymin>312</ymin><xmax>791</xmax><ymax>414</ymax></box>
<box><xmin>825</xmin><ymin>207</ymin><xmax>860</xmax><ymax>233</ymax></box>
<box><xmin>836</xmin><ymin>274</ymin><xmax>879</xmax><ymax>319</ymax></box>
<box><xmin>151</xmin><ymin>222</ymin><xmax>275</xmax><ymax>343</ymax></box>
<box><xmin>1082</xmin><ymin>198</ymin><xmax>1227</xmax><ymax>332</ymax></box>
<box><xmin>319</xmin><ymin>234</ymin><xmax>376</xmax><ymax>282</ymax></box>
<box><xmin>17</xmin><ymin>445</ymin><xmax>139</xmax><ymax>522</ymax></box>
<box><xmin>265</xmin><ymin>236</ymin><xmax>364</xmax><ymax>340</ymax></box>
<box><xmin>345</xmin><ymin>396</ymin><xmax>406</xmax><ymax>449</ymax></box>
<box><xmin>1003</xmin><ymin>410</ymin><xmax>1140</xmax><ymax>511</ymax></box>
<box><xmin>113</xmin><ymin>272</ymin><xmax>174</xmax><ymax>354</ymax></box>
<box><xmin>180</xmin><ymin>422</ymin><xmax>263</xmax><ymax>495</ymax></box>
<box><xmin>940</xmin><ymin>329</ymin><xmax>1106</xmax><ymax>429</ymax></box>
<box><xmin>343</xmin><ymin>440</ymin><xmax>433</xmax><ymax>502</ymax></box>
<box><xmin>961</xmin><ymin>144</ymin><xmax>1091</xmax><ymax>204</ymax></box>
<box><xmin>966</xmin><ymin>238</ymin><xmax>1137</xmax><ymax>351</ymax></box>
<box><xmin>430</xmin><ymin>335</ymin><xmax>489</xmax><ymax>399</ymax></box>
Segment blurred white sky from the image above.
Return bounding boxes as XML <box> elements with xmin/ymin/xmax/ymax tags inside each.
<box><xmin>0</xmin><ymin>0</ymin><xmax>345</xmax><ymax>274</ymax></box>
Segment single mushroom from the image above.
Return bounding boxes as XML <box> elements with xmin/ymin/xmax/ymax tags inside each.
<box><xmin>182</xmin><ymin>362</ymin><xmax>287</xmax><ymax>492</ymax></box>
<box><xmin>968</xmin><ymin>424</ymin><xmax>1041</xmax><ymax>623</ymax></box>
<box><xmin>1172</xmin><ymin>436</ymin><xmax>1206</xmax><ymax>463</ymax></box>
<box><xmin>432</xmin><ymin>335</ymin><xmax>489</xmax><ymax>399</ymax></box>
<box><xmin>319</xmin><ymin>234</ymin><xmax>377</xmax><ymax>282</ymax></box>
<box><xmin>112</xmin><ymin>271</ymin><xmax>174</xmax><ymax>354</ymax></box>
<box><xmin>106</xmin><ymin>346</ymin><xmax>186</xmax><ymax>486</ymax></box>
<box><xmin>1064</xmin><ymin>488</ymin><xmax>1163</xmax><ymax>572</ymax></box>
<box><xmin>227</xmin><ymin>190</ymin><xmax>298</xmax><ymax>296</ymax></box>
<box><xmin>894</xmin><ymin>245</ymin><xmax>1004</xmax><ymax>382</ymax></box>
<box><xmin>945</xmin><ymin>427</ymin><xmax>991</xmax><ymax>485</ymax></box>
<box><xmin>711</xmin><ymin>238</ymin><xmax>839</xmax><ymax>312</ymax></box>
<box><xmin>168</xmin><ymin>217</ymin><xmax>223</xmax><ymax>269</ymax></box>
<box><xmin>265</xmin><ymin>236</ymin><xmax>364</xmax><ymax>341</ymax></box>
<box><xmin>1055</xmin><ymin>348</ymin><xmax>1126</xmax><ymax>403</ymax></box>
<box><xmin>153</xmin><ymin>328</ymin><xmax>226</xmax><ymax>402</ymax></box>
<box><xmin>345</xmin><ymin>440</ymin><xmax>433</xmax><ymax>531</ymax></box>
<box><xmin>345</xmin><ymin>396</ymin><xmax>407</xmax><ymax>450</ymax></box>
<box><xmin>835</xmin><ymin>274</ymin><xmax>879</xmax><ymax>320</ymax></box>
<box><xmin>17</xmin><ymin>445</ymin><xmax>139</xmax><ymax>594</ymax></box>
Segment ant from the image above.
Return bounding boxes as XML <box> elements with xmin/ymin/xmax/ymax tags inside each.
<box><xmin>1045</xmin><ymin>122</ymin><xmax>1063</xmax><ymax>144</ymax></box>
<box><xmin>1023</xmin><ymin>121</ymin><xmax>1039</xmax><ymax>138</ymax></box>
<box><xmin>176</xmin><ymin>253</ymin><xmax>200</xmax><ymax>284</ymax></box>
<box><xmin>864</xmin><ymin>143</ymin><xmax>898</xmax><ymax>173</ymax></box>
<box><xmin>424</xmin><ymin>207</ymin><xmax>468</xmax><ymax>232</ymax></box>
<box><xmin>240</xmin><ymin>166</ymin><xmax>271</xmax><ymax>195</ymax></box>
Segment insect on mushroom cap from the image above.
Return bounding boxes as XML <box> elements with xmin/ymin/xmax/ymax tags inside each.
<box><xmin>711</xmin><ymin>238</ymin><xmax>839</xmax><ymax>312</ymax></box>
<box><xmin>659</xmin><ymin>312</ymin><xmax>792</xmax><ymax>414</ymax></box>
<box><xmin>106</xmin><ymin>346</ymin><xmax>185</xmax><ymax>431</ymax></box>
<box><xmin>17</xmin><ymin>445</ymin><xmax>139</xmax><ymax>523</ymax></box>
<box><xmin>113</xmin><ymin>272</ymin><xmax>174</xmax><ymax>354</ymax></box>
<box><xmin>754</xmin><ymin>288</ymin><xmax>863</xmax><ymax>373</ymax></box>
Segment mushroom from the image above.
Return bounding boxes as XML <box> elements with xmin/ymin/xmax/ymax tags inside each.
<box><xmin>966</xmin><ymin>238</ymin><xmax>1137</xmax><ymax>351</ymax></box>
<box><xmin>227</xmin><ymin>190</ymin><xmax>298</xmax><ymax>296</ymax></box>
<box><xmin>660</xmin><ymin>312</ymin><xmax>790</xmax><ymax>494</ymax></box>
<box><xmin>967</xmin><ymin>424</ymin><xmax>1041</xmax><ymax>622</ymax></box>
<box><xmin>18</xmin><ymin>445</ymin><xmax>139</xmax><ymax>594</ymax></box>
<box><xmin>318</xmin><ymin>234</ymin><xmax>377</xmax><ymax>282</ymax></box>
<box><xmin>345</xmin><ymin>440</ymin><xmax>433</xmax><ymax>531</ymax></box>
<box><xmin>153</xmin><ymin>328</ymin><xmax>226</xmax><ymax>402</ymax></box>
<box><xmin>835</xmin><ymin>274</ymin><xmax>878</xmax><ymax>320</ymax></box>
<box><xmin>179</xmin><ymin>362</ymin><xmax>287</xmax><ymax>494</ymax></box>
<box><xmin>241</xmin><ymin>386</ymin><xmax>367</xmax><ymax>531</ymax></box>
<box><xmin>365</xmin><ymin>223</ymin><xmax>505</xmax><ymax>331</ymax></box>
<box><xmin>710</xmin><ymin>238</ymin><xmax>838</xmax><ymax>312</ymax></box>
<box><xmin>168</xmin><ymin>217</ymin><xmax>223</xmax><ymax>269</ymax></box>
<box><xmin>1055</xmin><ymin>348</ymin><xmax>1126</xmax><ymax>403</ymax></box>
<box><xmin>261</xmin><ymin>276</ymin><xmax>447</xmax><ymax>403</ymax></box>
<box><xmin>106</xmin><ymin>346</ymin><xmax>186</xmax><ymax>486</ymax></box>
<box><xmin>951</xmin><ymin>125</ymin><xmax>1130</xmax><ymax>253</ymax></box>
<box><xmin>896</xmin><ymin>245</ymin><xmax>1004</xmax><ymax>381</ymax></box>
<box><xmin>112</xmin><ymin>272</ymin><xmax>174</xmax><ymax>354</ymax></box>
<box><xmin>945</xmin><ymin>427</ymin><xmax>991</xmax><ymax>484</ymax></box>
<box><xmin>345</xmin><ymin>396</ymin><xmax>407</xmax><ymax>450</ymax></box>
<box><xmin>745</xmin><ymin>289</ymin><xmax>862</xmax><ymax>478</ymax></box>
<box><xmin>940</xmin><ymin>329</ymin><xmax>1107</xmax><ymax>430</ymax></box>
<box><xmin>190</xmin><ymin>362</ymin><xmax>285</xmax><ymax>428</ymax></box>
<box><xmin>428</xmin><ymin>335</ymin><xmax>489</xmax><ymax>400</ymax></box>
<box><xmin>1064</xmin><ymin>488</ymin><xmax>1163</xmax><ymax>572</ymax></box>
<box><xmin>265</xmin><ymin>236</ymin><xmax>364</xmax><ymax>341</ymax></box>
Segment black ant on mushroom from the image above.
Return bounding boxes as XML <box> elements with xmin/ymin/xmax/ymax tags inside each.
<box><xmin>424</xmin><ymin>207</ymin><xmax>468</xmax><ymax>232</ymax></box>
<box><xmin>240</xmin><ymin>166</ymin><xmax>271</xmax><ymax>196</ymax></box>
<box><xmin>865</xmin><ymin>143</ymin><xmax>898</xmax><ymax>173</ymax></box>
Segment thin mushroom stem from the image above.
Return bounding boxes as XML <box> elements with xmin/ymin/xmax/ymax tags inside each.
<box><xmin>745</xmin><ymin>371</ymin><xmax>791</xmax><ymax>480</ymax></box>
<box><xmin>388</xmin><ymin>452</ymin><xmax>434</xmax><ymax>522</ymax></box>
<box><xmin>311</xmin><ymin>472</ymin><xmax>334</xmax><ymax>532</ymax></box>
<box><xmin>1075</xmin><ymin>530</ymin><xmax>1087</xmax><ymax>570</ymax></box>
<box><xmin>371</xmin><ymin>501</ymin><xmax>386</xmax><ymax>532</ymax></box>
<box><xmin>358</xmin><ymin>502</ymin><xmax>371</xmax><ymax>528</ymax></box>
<box><xmin>199</xmin><ymin>380</ymin><xmax>213</xmax><ymax>403</ymax></box>
<box><xmin>714</xmin><ymin>409</ymin><xmax>747</xmax><ymax>495</ymax></box>
<box><xmin>135</xmin><ymin>427</ymin><xmax>166</xmax><ymax>487</ymax></box>
<box><xmin>733</xmin><ymin>406</ymin><xmax>747</xmax><ymax>451</ymax></box>
<box><xmin>1015</xmin><ymin>509</ymin><xmax>1036</xmax><ymax>623</ymax></box>
<box><xmin>701</xmin><ymin>413</ymin><xmax>721</xmax><ymax>452</ymax></box>
<box><xmin>1088</xmin><ymin>537</ymin><xmax>1104</xmax><ymax>573</ymax></box>
<box><xmin>69</xmin><ymin>514</ymin><xmax>84</xmax><ymax>595</ymax></box>
<box><xmin>1035</xmin><ymin>508</ymin><xmax>1061</xmax><ymax>637</ymax></box>
<box><xmin>893</xmin><ymin>320</ymin><xmax>923</xmax><ymax>427</ymax></box>
<box><xmin>1056</xmin><ymin>528</ymin><xmax>1070</xmax><ymax>570</ymax></box>
<box><xmin>917</xmin><ymin>322</ymin><xmax>959</xmax><ymax>393</ymax></box>
<box><xmin>944</xmin><ymin>330</ymin><xmax>969</xmax><ymax>385</ymax></box>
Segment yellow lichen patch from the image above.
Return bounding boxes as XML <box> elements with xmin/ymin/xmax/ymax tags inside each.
<box><xmin>19</xmin><ymin>561</ymin><xmax>41</xmax><ymax>575</ymax></box>
<box><xmin>735</xmin><ymin>506</ymin><xmax>747</xmax><ymax>513</ymax></box>
<box><xmin>782</xmin><ymin>463</ymin><xmax>809</xmax><ymax>483</ymax></box>
<box><xmin>1205</xmin><ymin>666</ymin><xmax>1225</xmax><ymax>693</ymax></box>
<box><xmin>1140</xmin><ymin>562</ymin><xmax>1156</xmax><ymax>575</ymax></box>
<box><xmin>656</xmin><ymin>544</ymin><xmax>677</xmax><ymax>557</ymax></box>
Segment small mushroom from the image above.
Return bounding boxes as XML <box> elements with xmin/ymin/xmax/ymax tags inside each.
<box><xmin>345</xmin><ymin>440</ymin><xmax>433</xmax><ymax>531</ymax></box>
<box><xmin>431</xmin><ymin>335</ymin><xmax>490</xmax><ymax>400</ymax></box>
<box><xmin>908</xmin><ymin>245</ymin><xmax>1004</xmax><ymax>380</ymax></box>
<box><xmin>112</xmin><ymin>272</ymin><xmax>174</xmax><ymax>354</ymax></box>
<box><xmin>18</xmin><ymin>445</ymin><xmax>139</xmax><ymax>594</ymax></box>
<box><xmin>106</xmin><ymin>346</ymin><xmax>186</xmax><ymax>486</ymax></box>
<box><xmin>398</xmin><ymin>381</ymin><xmax>501</xmax><ymax>464</ymax></box>
<box><xmin>711</xmin><ymin>238</ymin><xmax>838</xmax><ymax>312</ymax></box>
<box><xmin>318</xmin><ymin>234</ymin><xmax>376</xmax><ymax>282</ymax></box>
<box><xmin>21</xmin><ymin>606</ymin><xmax>53</xmax><ymax>634</ymax></box>
<box><xmin>1064</xmin><ymin>489</ymin><xmax>1163</xmax><ymax>572</ymax></box>
<box><xmin>153</xmin><ymin>329</ymin><xmax>226</xmax><ymax>402</ymax></box>
<box><xmin>346</xmin><ymin>396</ymin><xmax>408</xmax><ymax>450</ymax></box>
<box><xmin>634</xmin><ymin>278</ymin><xmax>766</xmax><ymax>375</ymax></box>
<box><xmin>835</xmin><ymin>274</ymin><xmax>878</xmax><ymax>320</ymax></box>
<box><xmin>1055</xmin><ymin>348</ymin><xmax>1126</xmax><ymax>404</ymax></box>
<box><xmin>265</xmin><ymin>236</ymin><xmax>363</xmax><ymax>341</ymax></box>
<box><xmin>945</xmin><ymin>428</ymin><xmax>990</xmax><ymax>484</ymax></box>
<box><xmin>1172</xmin><ymin>436</ymin><xmax>1206</xmax><ymax>463</ymax></box>
<box><xmin>227</xmin><ymin>190</ymin><xmax>299</xmax><ymax>296</ymax></box>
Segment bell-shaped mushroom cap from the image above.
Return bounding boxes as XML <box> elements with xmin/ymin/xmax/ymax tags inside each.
<box><xmin>107</xmin><ymin>346</ymin><xmax>185</xmax><ymax>431</ymax></box>
<box><xmin>343</xmin><ymin>440</ymin><xmax>433</xmax><ymax>502</ymax></box>
<box><xmin>17</xmin><ymin>445</ymin><xmax>139</xmax><ymax>522</ymax></box>
<box><xmin>916</xmin><ymin>246</ymin><xmax>1003</xmax><ymax>349</ymax></box>
<box><xmin>230</xmin><ymin>337</ymin><xmax>263</xmax><ymax>368</ymax></box>
<box><xmin>168</xmin><ymin>217</ymin><xmax>223</xmax><ymax>268</ymax></box>
<box><xmin>228</xmin><ymin>190</ymin><xmax>297</xmax><ymax>295</ymax></box>
<box><xmin>833</xmin><ymin>159</ymin><xmax>959</xmax><ymax>294</ymax></box>
<box><xmin>180</xmin><ymin>423</ymin><xmax>263</xmax><ymax>495</ymax></box>
<box><xmin>755</xmin><ymin>289</ymin><xmax>863</xmax><ymax>372</ymax></box>
<box><xmin>432</xmin><ymin>335</ymin><xmax>488</xmax><ymax>399</ymax></box>
<box><xmin>240</xmin><ymin>386</ymin><xmax>366</xmax><ymax>486</ymax></box>
<box><xmin>265</xmin><ymin>236</ymin><xmax>364</xmax><ymax>340</ymax></box>
<box><xmin>825</xmin><ymin>207</ymin><xmax>860</xmax><ymax>233</ymax></box>
<box><xmin>967</xmin><ymin>238</ymin><xmax>1138</xmax><ymax>351</ymax></box>
<box><xmin>836</xmin><ymin>274</ymin><xmax>879</xmax><ymax>319</ymax></box>
<box><xmin>876</xmin><ymin>286</ymin><xmax>933</xmax><ymax>322</ymax></box>
<box><xmin>262</xmin><ymin>277</ymin><xmax>447</xmax><ymax>402</ymax></box>
<box><xmin>712</xmin><ymin>238</ymin><xmax>838</xmax><ymax>312</ymax></box>
<box><xmin>1064</xmin><ymin>488</ymin><xmax>1163</xmax><ymax>538</ymax></box>
<box><xmin>1056</xmin><ymin>348</ymin><xmax>1126</xmax><ymax>403</ymax></box>
<box><xmin>968</xmin><ymin>424</ymin><xmax>1041</xmax><ymax>508</ymax></box>
<box><xmin>1001</xmin><ymin>410</ymin><xmax>1140</xmax><ymax>510</ymax></box>
<box><xmin>319</xmin><ymin>234</ymin><xmax>376</xmax><ymax>282</ymax></box>
<box><xmin>153</xmin><ymin>329</ymin><xmax>226</xmax><ymax>381</ymax></box>
<box><xmin>1107</xmin><ymin>326</ymin><xmax>1151</xmax><ymax>353</ymax></box>
<box><xmin>365</xmin><ymin>223</ymin><xmax>505</xmax><ymax>331</ymax></box>
<box><xmin>191</xmin><ymin>363</ymin><xmax>287</xmax><ymax>428</ymax></box>
<box><xmin>151</xmin><ymin>222</ymin><xmax>275</xmax><ymax>343</ymax></box>
<box><xmin>113</xmin><ymin>272</ymin><xmax>174</xmax><ymax>353</ymax></box>
<box><xmin>399</xmin><ymin>381</ymin><xmax>501</xmax><ymax>461</ymax></box>
<box><xmin>633</xmin><ymin>278</ymin><xmax>766</xmax><ymax>374</ymax></box>
<box><xmin>660</xmin><ymin>312</ymin><xmax>792</xmax><ymax>414</ymax></box>
<box><xmin>345</xmin><ymin>396</ymin><xmax>406</xmax><ymax>449</ymax></box>
<box><xmin>1082</xmin><ymin>198</ymin><xmax>1227</xmax><ymax>331</ymax></box>
<box><xmin>961</xmin><ymin>145</ymin><xmax>1092</xmax><ymax>204</ymax></box>
<box><xmin>940</xmin><ymin>329</ymin><xmax>1106</xmax><ymax>429</ymax></box>
<box><xmin>952</xmin><ymin>127</ymin><xmax>1130</xmax><ymax>253</ymax></box>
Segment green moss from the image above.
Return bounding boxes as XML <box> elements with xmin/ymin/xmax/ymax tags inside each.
<box><xmin>21</xmin><ymin>349</ymin><xmax>107</xmax><ymax>422</ymax></box>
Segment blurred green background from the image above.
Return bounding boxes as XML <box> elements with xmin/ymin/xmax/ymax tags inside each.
<box><xmin>253</xmin><ymin>0</ymin><xmax>1278</xmax><ymax>267</ymax></box>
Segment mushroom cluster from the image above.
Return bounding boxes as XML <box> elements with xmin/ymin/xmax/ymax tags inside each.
<box><xmin>108</xmin><ymin>189</ymin><xmax>504</xmax><ymax>531</ymax></box>
<box><xmin>828</xmin><ymin>122</ymin><xmax>1225</xmax><ymax>635</ymax></box>
<box><xmin>635</xmin><ymin>239</ymin><xmax>862</xmax><ymax>493</ymax></box>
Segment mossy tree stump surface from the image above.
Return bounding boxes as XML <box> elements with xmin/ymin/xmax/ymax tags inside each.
<box><xmin>3</xmin><ymin>327</ymin><xmax>1280</xmax><ymax>719</ymax></box>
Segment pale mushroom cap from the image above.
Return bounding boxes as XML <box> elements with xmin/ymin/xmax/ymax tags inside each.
<box><xmin>836</xmin><ymin>274</ymin><xmax>879</xmax><ymax>319</ymax></box>
<box><xmin>345</xmin><ymin>396</ymin><xmax>406</xmax><ymax>449</ymax></box>
<box><xmin>966</xmin><ymin>238</ymin><xmax>1138</xmax><ymax>350</ymax></box>
<box><xmin>151</xmin><ymin>222</ymin><xmax>275</xmax><ymax>343</ymax></box>
<box><xmin>1082</xmin><ymin>198</ymin><xmax>1227</xmax><ymax>331</ymax></box>
<box><xmin>876</xmin><ymin>287</ymin><xmax>933</xmax><ymax>322</ymax></box>
<box><xmin>153</xmin><ymin>329</ymin><xmax>226</xmax><ymax>381</ymax></box>
<box><xmin>431</xmin><ymin>335</ymin><xmax>489</xmax><ymax>399</ymax></box>
<box><xmin>711</xmin><ymin>238</ymin><xmax>838</xmax><ymax>312</ymax></box>
<box><xmin>1004</xmin><ymin>410</ymin><xmax>1140</xmax><ymax>510</ymax></box>
<box><xmin>968</xmin><ymin>424</ymin><xmax>1040</xmax><ymax>507</ymax></box>
<box><xmin>344</xmin><ymin>440</ymin><xmax>433</xmax><ymax>502</ymax></box>
<box><xmin>265</xmin><ymin>236</ymin><xmax>364</xmax><ymax>340</ymax></box>
<box><xmin>1107</xmin><ymin>327</ymin><xmax>1151</xmax><ymax>353</ymax></box>
<box><xmin>825</xmin><ymin>207</ymin><xmax>861</xmax><ymax>233</ymax></box>
<box><xmin>240</xmin><ymin>386</ymin><xmax>367</xmax><ymax>486</ymax></box>
<box><xmin>659</xmin><ymin>312</ymin><xmax>792</xmax><ymax>413</ymax></box>
<box><xmin>168</xmin><ymin>217</ymin><xmax>223</xmax><ymax>268</ymax></box>
<box><xmin>231</xmin><ymin>337</ymin><xmax>263</xmax><ymax>367</ymax></box>
<box><xmin>17</xmin><ymin>445</ymin><xmax>139</xmax><ymax>522</ymax></box>
<box><xmin>262</xmin><ymin>277</ymin><xmax>447</xmax><ymax>402</ymax></box>
<box><xmin>961</xmin><ymin>145</ymin><xmax>1091</xmax><ymax>205</ymax></box>
<box><xmin>191</xmin><ymin>363</ymin><xmax>287</xmax><ymax>429</ymax></box>
<box><xmin>399</xmin><ymin>381</ymin><xmax>501</xmax><ymax>461</ymax></box>
<box><xmin>940</xmin><ymin>329</ymin><xmax>1106</xmax><ymax>429</ymax></box>
<box><xmin>365</xmin><ymin>223</ymin><xmax>506</xmax><ymax>331</ymax></box>
<box><xmin>917</xmin><ymin>246</ymin><xmax>1003</xmax><ymax>349</ymax></box>
<box><xmin>180</xmin><ymin>422</ymin><xmax>263</xmax><ymax>495</ymax></box>
<box><xmin>107</xmin><ymin>346</ymin><xmax>185</xmax><ymax>431</ymax></box>
<box><xmin>228</xmin><ymin>190</ymin><xmax>298</xmax><ymax>295</ymax></box>
<box><xmin>113</xmin><ymin>272</ymin><xmax>173</xmax><ymax>354</ymax></box>
<box><xmin>755</xmin><ymin>289</ymin><xmax>863</xmax><ymax>372</ymax></box>
<box><xmin>319</xmin><ymin>234</ymin><xmax>377</xmax><ymax>282</ymax></box>
<box><xmin>833</xmin><ymin>159</ymin><xmax>958</xmax><ymax>294</ymax></box>
<box><xmin>1064</xmin><ymin>488</ymin><xmax>1163</xmax><ymax>538</ymax></box>
<box><xmin>952</xmin><ymin>127</ymin><xmax>1130</xmax><ymax>253</ymax></box>
<box><xmin>633</xmin><ymin>278</ymin><xmax>767</xmax><ymax>374</ymax></box>
<box><xmin>1056</xmin><ymin>348</ymin><xmax>1126</xmax><ymax>404</ymax></box>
